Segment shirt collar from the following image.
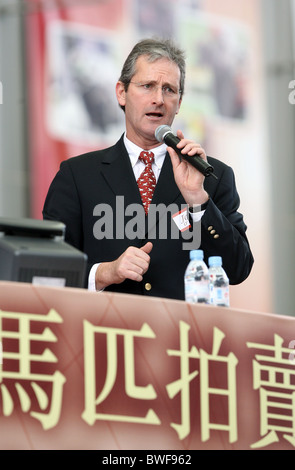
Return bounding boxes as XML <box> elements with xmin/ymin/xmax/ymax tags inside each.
<box><xmin>123</xmin><ymin>133</ymin><xmax>167</xmax><ymax>170</ymax></box>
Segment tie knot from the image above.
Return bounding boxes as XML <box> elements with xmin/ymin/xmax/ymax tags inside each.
<box><xmin>139</xmin><ymin>151</ymin><xmax>154</xmax><ymax>165</ymax></box>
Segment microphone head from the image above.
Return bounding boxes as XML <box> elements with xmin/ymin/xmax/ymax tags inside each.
<box><xmin>155</xmin><ymin>125</ymin><xmax>172</xmax><ymax>143</ymax></box>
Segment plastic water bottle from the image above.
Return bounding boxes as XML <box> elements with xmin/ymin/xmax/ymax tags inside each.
<box><xmin>208</xmin><ymin>256</ymin><xmax>230</xmax><ymax>307</ymax></box>
<box><xmin>184</xmin><ymin>250</ymin><xmax>210</xmax><ymax>304</ymax></box>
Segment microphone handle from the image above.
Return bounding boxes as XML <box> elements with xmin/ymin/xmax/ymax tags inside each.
<box><xmin>164</xmin><ymin>132</ymin><xmax>217</xmax><ymax>178</ymax></box>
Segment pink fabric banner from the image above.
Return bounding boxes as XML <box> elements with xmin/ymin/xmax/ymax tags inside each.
<box><xmin>0</xmin><ymin>281</ymin><xmax>294</xmax><ymax>450</ymax></box>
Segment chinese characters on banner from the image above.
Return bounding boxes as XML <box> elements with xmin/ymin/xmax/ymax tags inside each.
<box><xmin>0</xmin><ymin>281</ymin><xmax>294</xmax><ymax>450</ymax></box>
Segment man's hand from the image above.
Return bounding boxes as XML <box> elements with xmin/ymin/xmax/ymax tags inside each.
<box><xmin>95</xmin><ymin>242</ymin><xmax>153</xmax><ymax>291</ymax></box>
<box><xmin>167</xmin><ymin>130</ymin><xmax>209</xmax><ymax>207</ymax></box>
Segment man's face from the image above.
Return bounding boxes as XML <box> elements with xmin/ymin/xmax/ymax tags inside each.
<box><xmin>116</xmin><ymin>55</ymin><xmax>182</xmax><ymax>149</ymax></box>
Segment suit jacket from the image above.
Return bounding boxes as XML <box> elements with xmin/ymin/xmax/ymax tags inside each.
<box><xmin>43</xmin><ymin>135</ymin><xmax>254</xmax><ymax>300</ymax></box>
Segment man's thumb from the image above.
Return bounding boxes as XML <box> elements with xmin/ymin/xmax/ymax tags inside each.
<box><xmin>141</xmin><ymin>241</ymin><xmax>153</xmax><ymax>254</ymax></box>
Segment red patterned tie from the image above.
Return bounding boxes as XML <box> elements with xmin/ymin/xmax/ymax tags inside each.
<box><xmin>137</xmin><ymin>151</ymin><xmax>156</xmax><ymax>215</ymax></box>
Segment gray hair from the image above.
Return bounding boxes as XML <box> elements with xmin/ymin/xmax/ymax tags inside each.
<box><xmin>118</xmin><ymin>38</ymin><xmax>186</xmax><ymax>110</ymax></box>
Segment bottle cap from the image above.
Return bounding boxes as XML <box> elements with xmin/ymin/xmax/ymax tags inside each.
<box><xmin>208</xmin><ymin>256</ymin><xmax>222</xmax><ymax>267</ymax></box>
<box><xmin>190</xmin><ymin>249</ymin><xmax>204</xmax><ymax>260</ymax></box>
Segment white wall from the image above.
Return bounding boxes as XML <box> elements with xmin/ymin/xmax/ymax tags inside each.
<box><xmin>260</xmin><ymin>0</ymin><xmax>295</xmax><ymax>316</ymax></box>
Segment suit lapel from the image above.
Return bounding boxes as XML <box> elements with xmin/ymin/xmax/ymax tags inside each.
<box><xmin>152</xmin><ymin>152</ymin><xmax>181</xmax><ymax>207</ymax></box>
<box><xmin>146</xmin><ymin>152</ymin><xmax>182</xmax><ymax>237</ymax></box>
<box><xmin>100</xmin><ymin>137</ymin><xmax>142</xmax><ymax>208</ymax></box>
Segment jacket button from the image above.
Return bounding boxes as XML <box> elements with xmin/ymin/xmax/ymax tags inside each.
<box><xmin>210</xmin><ymin>229</ymin><xmax>216</xmax><ymax>235</ymax></box>
<box><xmin>145</xmin><ymin>282</ymin><xmax>152</xmax><ymax>291</ymax></box>
<box><xmin>208</xmin><ymin>226</ymin><xmax>213</xmax><ymax>231</ymax></box>
<box><xmin>214</xmin><ymin>234</ymin><xmax>220</xmax><ymax>239</ymax></box>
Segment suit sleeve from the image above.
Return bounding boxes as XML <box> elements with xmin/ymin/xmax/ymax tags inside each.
<box><xmin>42</xmin><ymin>160</ymin><xmax>84</xmax><ymax>252</ymax></box>
<box><xmin>201</xmin><ymin>164</ymin><xmax>254</xmax><ymax>285</ymax></box>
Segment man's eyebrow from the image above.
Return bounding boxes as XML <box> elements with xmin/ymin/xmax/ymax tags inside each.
<box><xmin>140</xmin><ymin>79</ymin><xmax>178</xmax><ymax>88</ymax></box>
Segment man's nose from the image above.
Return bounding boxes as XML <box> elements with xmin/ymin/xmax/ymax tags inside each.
<box><xmin>152</xmin><ymin>86</ymin><xmax>164</xmax><ymax>104</ymax></box>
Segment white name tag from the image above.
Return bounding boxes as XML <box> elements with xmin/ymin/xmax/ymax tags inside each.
<box><xmin>172</xmin><ymin>207</ymin><xmax>191</xmax><ymax>232</ymax></box>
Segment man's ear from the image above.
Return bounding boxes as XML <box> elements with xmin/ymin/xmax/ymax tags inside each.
<box><xmin>175</xmin><ymin>97</ymin><xmax>182</xmax><ymax>115</ymax></box>
<box><xmin>116</xmin><ymin>81</ymin><xmax>126</xmax><ymax>107</ymax></box>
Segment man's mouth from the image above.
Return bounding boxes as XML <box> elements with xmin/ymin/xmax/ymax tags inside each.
<box><xmin>146</xmin><ymin>112</ymin><xmax>163</xmax><ymax>119</ymax></box>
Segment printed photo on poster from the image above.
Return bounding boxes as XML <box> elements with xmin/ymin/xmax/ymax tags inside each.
<box><xmin>45</xmin><ymin>21</ymin><xmax>124</xmax><ymax>146</ymax></box>
<box><xmin>178</xmin><ymin>12</ymin><xmax>251</xmax><ymax>121</ymax></box>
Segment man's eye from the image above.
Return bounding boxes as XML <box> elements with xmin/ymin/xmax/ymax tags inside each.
<box><xmin>142</xmin><ymin>83</ymin><xmax>152</xmax><ymax>89</ymax></box>
<box><xmin>163</xmin><ymin>86</ymin><xmax>175</xmax><ymax>94</ymax></box>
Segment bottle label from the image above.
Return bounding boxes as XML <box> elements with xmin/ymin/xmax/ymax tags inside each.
<box><xmin>185</xmin><ymin>279</ymin><xmax>209</xmax><ymax>304</ymax></box>
<box><xmin>209</xmin><ymin>273</ymin><xmax>230</xmax><ymax>307</ymax></box>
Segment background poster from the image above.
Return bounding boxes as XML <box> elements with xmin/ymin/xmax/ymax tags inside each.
<box><xmin>25</xmin><ymin>0</ymin><xmax>271</xmax><ymax>314</ymax></box>
<box><xmin>26</xmin><ymin>0</ymin><xmax>251</xmax><ymax>217</ymax></box>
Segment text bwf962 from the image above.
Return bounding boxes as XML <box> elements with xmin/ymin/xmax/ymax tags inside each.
<box><xmin>146</xmin><ymin>454</ymin><xmax>191</xmax><ymax>465</ymax></box>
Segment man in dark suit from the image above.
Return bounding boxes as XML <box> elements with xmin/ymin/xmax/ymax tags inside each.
<box><xmin>43</xmin><ymin>38</ymin><xmax>254</xmax><ymax>300</ymax></box>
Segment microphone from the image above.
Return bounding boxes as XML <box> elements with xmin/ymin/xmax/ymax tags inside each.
<box><xmin>155</xmin><ymin>125</ymin><xmax>217</xmax><ymax>179</ymax></box>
